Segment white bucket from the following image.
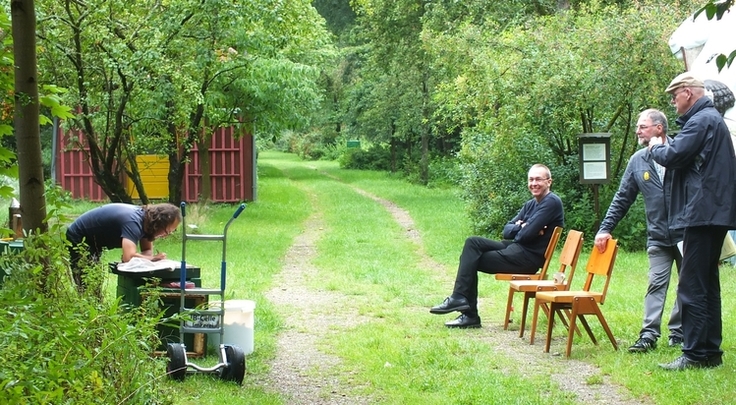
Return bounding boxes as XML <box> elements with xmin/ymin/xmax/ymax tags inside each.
<box><xmin>208</xmin><ymin>300</ymin><xmax>255</xmax><ymax>355</ymax></box>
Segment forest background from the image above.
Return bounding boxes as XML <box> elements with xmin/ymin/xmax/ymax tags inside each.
<box><xmin>2</xmin><ymin>0</ymin><xmax>730</xmax><ymax>249</ymax></box>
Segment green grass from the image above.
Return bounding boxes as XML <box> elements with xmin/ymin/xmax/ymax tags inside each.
<box><xmin>29</xmin><ymin>149</ymin><xmax>735</xmax><ymax>404</ymax></box>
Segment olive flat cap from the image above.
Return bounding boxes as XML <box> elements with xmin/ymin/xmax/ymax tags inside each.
<box><xmin>665</xmin><ymin>72</ymin><xmax>705</xmax><ymax>93</ymax></box>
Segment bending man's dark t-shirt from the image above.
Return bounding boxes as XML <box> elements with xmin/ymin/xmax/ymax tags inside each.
<box><xmin>66</xmin><ymin>203</ymin><xmax>146</xmax><ymax>254</ymax></box>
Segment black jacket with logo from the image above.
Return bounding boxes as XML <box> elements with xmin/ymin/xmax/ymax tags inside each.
<box><xmin>650</xmin><ymin>97</ymin><xmax>736</xmax><ymax>229</ymax></box>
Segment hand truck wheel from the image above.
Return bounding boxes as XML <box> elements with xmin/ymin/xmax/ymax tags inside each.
<box><xmin>220</xmin><ymin>344</ymin><xmax>246</xmax><ymax>384</ymax></box>
<box><xmin>166</xmin><ymin>343</ymin><xmax>187</xmax><ymax>381</ymax></box>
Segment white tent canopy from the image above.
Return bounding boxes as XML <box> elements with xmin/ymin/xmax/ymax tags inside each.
<box><xmin>669</xmin><ymin>8</ymin><xmax>736</xmax><ymax>127</ymax></box>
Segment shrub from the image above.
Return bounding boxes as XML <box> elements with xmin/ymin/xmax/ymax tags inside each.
<box><xmin>0</xmin><ymin>233</ymin><xmax>172</xmax><ymax>404</ymax></box>
<box><xmin>339</xmin><ymin>144</ymin><xmax>393</xmax><ymax>170</ymax></box>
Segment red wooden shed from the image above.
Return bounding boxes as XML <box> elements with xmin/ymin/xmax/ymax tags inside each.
<box><xmin>54</xmin><ymin>126</ymin><xmax>256</xmax><ymax>202</ymax></box>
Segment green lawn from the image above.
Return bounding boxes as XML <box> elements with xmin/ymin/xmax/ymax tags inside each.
<box><xmin>30</xmin><ymin>150</ymin><xmax>734</xmax><ymax>404</ymax></box>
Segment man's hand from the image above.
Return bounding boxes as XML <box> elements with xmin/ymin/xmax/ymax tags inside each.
<box><xmin>538</xmin><ymin>225</ymin><xmax>547</xmax><ymax>236</ymax></box>
<box><xmin>594</xmin><ymin>232</ymin><xmax>612</xmax><ymax>253</ymax></box>
<box><xmin>648</xmin><ymin>135</ymin><xmax>663</xmax><ymax>149</ymax></box>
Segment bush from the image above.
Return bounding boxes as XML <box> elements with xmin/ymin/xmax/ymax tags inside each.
<box><xmin>0</xmin><ymin>233</ymin><xmax>172</xmax><ymax>404</ymax></box>
<box><xmin>338</xmin><ymin>144</ymin><xmax>393</xmax><ymax>170</ymax></box>
<box><xmin>426</xmin><ymin>155</ymin><xmax>462</xmax><ymax>189</ymax></box>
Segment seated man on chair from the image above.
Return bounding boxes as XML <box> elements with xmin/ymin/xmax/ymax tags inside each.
<box><xmin>430</xmin><ymin>164</ymin><xmax>564</xmax><ymax>328</ymax></box>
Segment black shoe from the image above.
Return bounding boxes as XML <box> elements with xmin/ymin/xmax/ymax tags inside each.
<box><xmin>430</xmin><ymin>296</ymin><xmax>470</xmax><ymax>314</ymax></box>
<box><xmin>668</xmin><ymin>336</ymin><xmax>684</xmax><ymax>347</ymax></box>
<box><xmin>628</xmin><ymin>337</ymin><xmax>657</xmax><ymax>353</ymax></box>
<box><xmin>659</xmin><ymin>355</ymin><xmax>710</xmax><ymax>370</ymax></box>
<box><xmin>707</xmin><ymin>354</ymin><xmax>724</xmax><ymax>368</ymax></box>
<box><xmin>444</xmin><ymin>314</ymin><xmax>481</xmax><ymax>329</ymax></box>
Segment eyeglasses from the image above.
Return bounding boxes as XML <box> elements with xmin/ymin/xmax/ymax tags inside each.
<box><xmin>528</xmin><ymin>177</ymin><xmax>550</xmax><ymax>184</ymax></box>
<box><xmin>671</xmin><ymin>88</ymin><xmax>687</xmax><ymax>101</ymax></box>
<box><xmin>637</xmin><ymin>124</ymin><xmax>659</xmax><ymax>131</ymax></box>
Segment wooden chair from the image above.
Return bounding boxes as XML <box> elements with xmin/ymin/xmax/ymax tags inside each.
<box><xmin>503</xmin><ymin>230</ymin><xmax>584</xmax><ymax>338</ymax></box>
<box><xmin>494</xmin><ymin>226</ymin><xmax>563</xmax><ymax>282</ymax></box>
<box><xmin>529</xmin><ymin>238</ymin><xmax>619</xmax><ymax>357</ymax></box>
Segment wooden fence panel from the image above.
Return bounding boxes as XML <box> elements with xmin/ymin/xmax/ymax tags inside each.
<box><xmin>55</xmin><ymin>129</ymin><xmax>107</xmax><ymax>201</ymax></box>
<box><xmin>55</xmin><ymin>127</ymin><xmax>254</xmax><ymax>202</ymax></box>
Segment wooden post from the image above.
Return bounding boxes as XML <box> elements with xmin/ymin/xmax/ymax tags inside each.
<box><xmin>9</xmin><ymin>198</ymin><xmax>22</xmax><ymax>239</ymax></box>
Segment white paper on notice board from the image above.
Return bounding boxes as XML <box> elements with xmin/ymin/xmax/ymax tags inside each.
<box><xmin>583</xmin><ymin>162</ymin><xmax>607</xmax><ymax>180</ymax></box>
<box><xmin>582</xmin><ymin>143</ymin><xmax>606</xmax><ymax>161</ymax></box>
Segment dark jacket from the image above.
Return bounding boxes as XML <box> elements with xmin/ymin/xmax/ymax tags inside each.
<box><xmin>502</xmin><ymin>192</ymin><xmax>565</xmax><ymax>259</ymax></box>
<box><xmin>598</xmin><ymin>142</ymin><xmax>682</xmax><ymax>248</ymax></box>
<box><xmin>650</xmin><ymin>97</ymin><xmax>736</xmax><ymax>229</ymax></box>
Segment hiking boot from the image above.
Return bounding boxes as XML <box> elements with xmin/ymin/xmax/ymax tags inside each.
<box><xmin>707</xmin><ymin>354</ymin><xmax>723</xmax><ymax>368</ymax></box>
<box><xmin>659</xmin><ymin>355</ymin><xmax>709</xmax><ymax>370</ymax></box>
<box><xmin>668</xmin><ymin>336</ymin><xmax>684</xmax><ymax>347</ymax></box>
<box><xmin>628</xmin><ymin>337</ymin><xmax>656</xmax><ymax>353</ymax></box>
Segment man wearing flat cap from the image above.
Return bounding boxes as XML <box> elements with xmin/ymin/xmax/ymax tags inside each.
<box><xmin>648</xmin><ymin>72</ymin><xmax>736</xmax><ymax>370</ymax></box>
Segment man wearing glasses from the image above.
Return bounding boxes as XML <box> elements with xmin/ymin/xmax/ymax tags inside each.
<box><xmin>649</xmin><ymin>72</ymin><xmax>736</xmax><ymax>370</ymax></box>
<box><xmin>430</xmin><ymin>164</ymin><xmax>564</xmax><ymax>328</ymax></box>
<box><xmin>595</xmin><ymin>109</ymin><xmax>683</xmax><ymax>354</ymax></box>
<box><xmin>66</xmin><ymin>203</ymin><xmax>182</xmax><ymax>290</ymax></box>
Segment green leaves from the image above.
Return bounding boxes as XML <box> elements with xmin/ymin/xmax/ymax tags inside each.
<box><xmin>694</xmin><ymin>0</ymin><xmax>734</xmax><ymax>20</ymax></box>
<box><xmin>716</xmin><ymin>50</ymin><xmax>736</xmax><ymax>71</ymax></box>
<box><xmin>693</xmin><ymin>0</ymin><xmax>735</xmax><ymax>71</ymax></box>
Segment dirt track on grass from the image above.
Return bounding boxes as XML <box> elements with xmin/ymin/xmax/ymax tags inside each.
<box><xmin>262</xmin><ymin>173</ymin><xmax>649</xmax><ymax>405</ymax></box>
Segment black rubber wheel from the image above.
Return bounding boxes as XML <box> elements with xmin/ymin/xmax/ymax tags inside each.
<box><xmin>166</xmin><ymin>343</ymin><xmax>187</xmax><ymax>381</ymax></box>
<box><xmin>220</xmin><ymin>344</ymin><xmax>246</xmax><ymax>384</ymax></box>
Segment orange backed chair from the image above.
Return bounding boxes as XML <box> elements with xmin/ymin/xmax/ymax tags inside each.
<box><xmin>529</xmin><ymin>238</ymin><xmax>619</xmax><ymax>357</ymax></box>
<box><xmin>494</xmin><ymin>226</ymin><xmax>563</xmax><ymax>282</ymax></box>
<box><xmin>503</xmin><ymin>230</ymin><xmax>584</xmax><ymax>337</ymax></box>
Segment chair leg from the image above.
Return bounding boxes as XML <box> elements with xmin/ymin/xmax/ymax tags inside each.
<box><xmin>519</xmin><ymin>292</ymin><xmax>533</xmax><ymax>338</ymax></box>
<box><xmin>565</xmin><ymin>305</ymin><xmax>580</xmax><ymax>358</ymax></box>
<box><xmin>530</xmin><ymin>299</ymin><xmax>541</xmax><ymax>345</ymax></box>
<box><xmin>578</xmin><ymin>314</ymin><xmax>598</xmax><ymax>345</ymax></box>
<box><xmin>591</xmin><ymin>301</ymin><xmax>618</xmax><ymax>350</ymax></box>
<box><xmin>541</xmin><ymin>302</ymin><xmax>550</xmax><ymax>317</ymax></box>
<box><xmin>503</xmin><ymin>287</ymin><xmax>515</xmax><ymax>330</ymax></box>
<box><xmin>559</xmin><ymin>308</ymin><xmax>582</xmax><ymax>337</ymax></box>
<box><xmin>573</xmin><ymin>297</ymin><xmax>601</xmax><ymax>345</ymax></box>
<box><xmin>545</xmin><ymin>302</ymin><xmax>556</xmax><ymax>353</ymax></box>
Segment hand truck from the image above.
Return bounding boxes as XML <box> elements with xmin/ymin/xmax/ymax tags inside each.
<box><xmin>165</xmin><ymin>202</ymin><xmax>247</xmax><ymax>384</ymax></box>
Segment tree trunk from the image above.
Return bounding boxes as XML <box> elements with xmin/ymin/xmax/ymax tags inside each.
<box><xmin>167</xmin><ymin>90</ymin><xmax>206</xmax><ymax>205</ymax></box>
<box><xmin>125</xmin><ymin>152</ymin><xmax>149</xmax><ymax>204</ymax></box>
<box><xmin>198</xmin><ymin>133</ymin><xmax>211</xmax><ymax>203</ymax></box>
<box><xmin>420</xmin><ymin>72</ymin><xmax>429</xmax><ymax>185</ymax></box>
<box><xmin>167</xmin><ymin>120</ymin><xmax>184</xmax><ymax>204</ymax></box>
<box><xmin>390</xmin><ymin>122</ymin><xmax>397</xmax><ymax>173</ymax></box>
<box><xmin>11</xmin><ymin>0</ymin><xmax>47</xmax><ymax>234</ymax></box>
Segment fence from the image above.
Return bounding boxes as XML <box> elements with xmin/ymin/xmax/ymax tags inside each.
<box><xmin>55</xmin><ymin>126</ymin><xmax>255</xmax><ymax>202</ymax></box>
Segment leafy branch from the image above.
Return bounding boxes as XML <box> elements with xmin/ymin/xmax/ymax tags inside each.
<box><xmin>694</xmin><ymin>0</ymin><xmax>736</xmax><ymax>71</ymax></box>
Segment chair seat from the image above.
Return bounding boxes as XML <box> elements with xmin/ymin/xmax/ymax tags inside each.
<box><xmin>495</xmin><ymin>273</ymin><xmax>544</xmax><ymax>281</ymax></box>
<box><xmin>535</xmin><ymin>291</ymin><xmax>603</xmax><ymax>303</ymax></box>
<box><xmin>509</xmin><ymin>280</ymin><xmax>562</xmax><ymax>292</ymax></box>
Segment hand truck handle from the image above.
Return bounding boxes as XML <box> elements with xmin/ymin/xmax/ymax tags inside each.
<box><xmin>233</xmin><ymin>203</ymin><xmax>246</xmax><ymax>218</ymax></box>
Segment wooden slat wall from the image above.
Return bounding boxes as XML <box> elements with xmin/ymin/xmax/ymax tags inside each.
<box><xmin>55</xmin><ymin>127</ymin><xmax>254</xmax><ymax>202</ymax></box>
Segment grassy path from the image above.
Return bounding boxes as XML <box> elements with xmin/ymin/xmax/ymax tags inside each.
<box><xmin>258</xmin><ymin>152</ymin><xmax>646</xmax><ymax>404</ymax></box>
<box><xmin>170</xmin><ymin>151</ymin><xmax>736</xmax><ymax>405</ymax></box>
